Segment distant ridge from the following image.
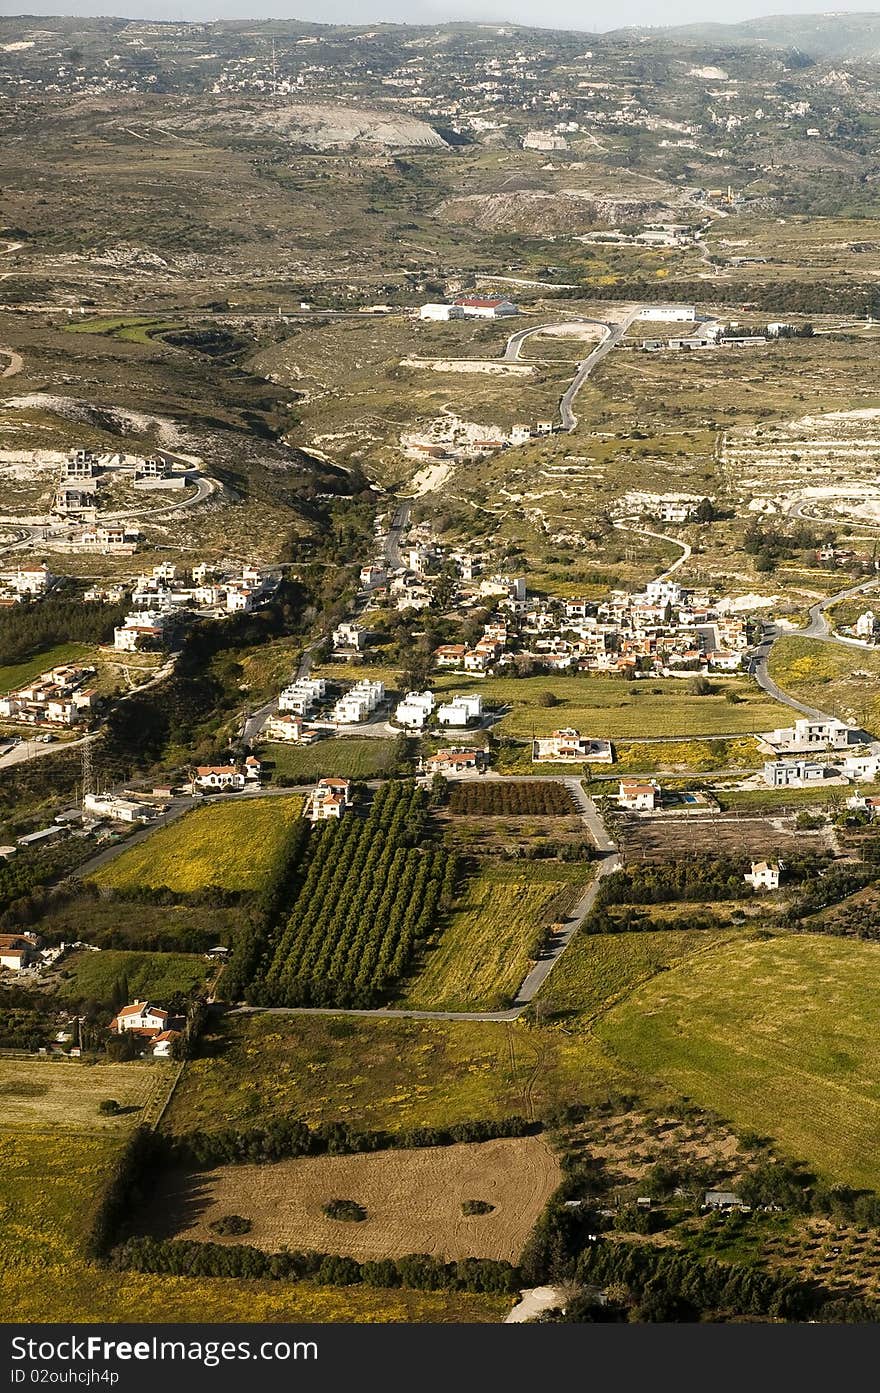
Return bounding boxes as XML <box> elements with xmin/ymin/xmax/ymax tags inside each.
<box><xmin>612</xmin><ymin>11</ymin><xmax>880</xmax><ymax>60</ymax></box>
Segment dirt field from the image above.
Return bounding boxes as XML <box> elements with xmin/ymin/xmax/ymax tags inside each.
<box><xmin>144</xmin><ymin>1137</ymin><xmax>560</xmax><ymax>1263</ymax></box>
<box><xmin>0</xmin><ymin>1058</ymin><xmax>163</xmax><ymax>1133</ymax></box>
<box><xmin>618</xmin><ymin>813</ymin><xmax>835</xmax><ymax>862</ymax></box>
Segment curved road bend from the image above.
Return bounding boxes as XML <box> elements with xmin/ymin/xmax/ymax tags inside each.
<box><xmin>504</xmin><ymin>308</ymin><xmax>640</xmax><ymax>432</ymax></box>
<box><xmin>752</xmin><ymin>575</ymin><xmax>880</xmax><ymax>722</ymax></box>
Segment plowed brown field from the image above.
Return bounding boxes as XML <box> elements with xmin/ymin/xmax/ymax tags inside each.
<box><xmin>146</xmin><ymin>1137</ymin><xmax>560</xmax><ymax>1263</ymax></box>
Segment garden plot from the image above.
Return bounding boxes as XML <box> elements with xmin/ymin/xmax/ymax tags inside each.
<box><xmin>618</xmin><ymin>811</ymin><xmax>834</xmax><ymax>861</ymax></box>
<box><xmin>143</xmin><ymin>1136</ymin><xmax>561</xmax><ymax>1263</ymax></box>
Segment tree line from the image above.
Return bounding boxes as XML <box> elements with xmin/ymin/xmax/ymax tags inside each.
<box><xmin>110</xmin><ymin>1237</ymin><xmax>518</xmax><ymax>1295</ymax></box>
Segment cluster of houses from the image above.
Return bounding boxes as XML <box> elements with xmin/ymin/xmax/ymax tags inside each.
<box><xmin>424</xmin><ymin>578</ymin><xmax>748</xmax><ymax>679</ymax></box>
<box><xmin>52</xmin><ymin>449</ymin><xmax>190</xmax><ymax>523</ymax></box>
<box><xmin>113</xmin><ymin>562</ymin><xmax>280</xmax><ymax>652</ymax></box>
<box><xmin>0</xmin><ymin>663</ymin><xmax>98</xmax><ymax>727</ymax></box>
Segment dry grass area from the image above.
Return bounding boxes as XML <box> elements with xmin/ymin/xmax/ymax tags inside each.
<box><xmin>0</xmin><ymin>1059</ymin><xmax>162</xmax><ymax>1133</ymax></box>
<box><xmin>145</xmin><ymin>1137</ymin><xmax>561</xmax><ymax>1264</ymax></box>
<box><xmin>617</xmin><ymin>812</ymin><xmax>834</xmax><ymax>861</ymax></box>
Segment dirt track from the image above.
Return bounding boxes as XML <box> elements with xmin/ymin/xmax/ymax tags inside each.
<box><xmin>144</xmin><ymin>1136</ymin><xmax>560</xmax><ymax>1263</ymax></box>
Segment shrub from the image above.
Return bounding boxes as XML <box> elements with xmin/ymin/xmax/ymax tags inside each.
<box><xmin>461</xmin><ymin>1199</ymin><xmax>495</xmax><ymax>1216</ymax></box>
<box><xmin>98</xmin><ymin>1099</ymin><xmax>121</xmax><ymax>1116</ymax></box>
<box><xmin>322</xmin><ymin>1199</ymin><xmax>367</xmax><ymax>1222</ymax></box>
<box><xmin>209</xmin><ymin>1214</ymin><xmax>253</xmax><ymax>1237</ymax></box>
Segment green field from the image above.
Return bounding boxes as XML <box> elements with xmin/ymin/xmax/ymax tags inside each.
<box><xmin>55</xmin><ymin>949</ymin><xmax>210</xmax><ymax>1010</ymax></box>
<box><xmin>164</xmin><ymin>1012</ymin><xmax>619</xmax><ymax>1137</ymax></box>
<box><xmin>264</xmin><ymin>738</ymin><xmax>399</xmax><ymax>782</ymax></box>
<box><xmin>533</xmin><ymin>927</ymin><xmax>735</xmax><ymax>1022</ymax></box>
<box><xmin>0</xmin><ymin>1058</ymin><xmax>161</xmax><ymax>1133</ymax></box>
<box><xmin>600</xmin><ymin>934</ymin><xmax>880</xmax><ymax>1190</ymax></box>
<box><xmin>401</xmin><ymin>862</ymin><xmax>592</xmax><ymax>1012</ymax></box>
<box><xmin>768</xmin><ymin>635</ymin><xmax>880</xmax><ymax>734</ymax></box>
<box><xmin>0</xmin><ymin>643</ymin><xmax>93</xmax><ymax>695</ymax></box>
<box><xmin>432</xmin><ymin>675</ymin><xmax>787</xmax><ymax>739</ymax></box>
<box><xmin>64</xmin><ymin>315</ymin><xmax>185</xmax><ymax>343</ymax></box>
<box><xmin>91</xmin><ymin>796</ymin><xmax>302</xmax><ymax>894</ymax></box>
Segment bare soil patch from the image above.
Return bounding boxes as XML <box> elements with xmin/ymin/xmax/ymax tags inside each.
<box><xmin>143</xmin><ymin>1137</ymin><xmax>560</xmax><ymax>1263</ymax></box>
<box><xmin>619</xmin><ymin>813</ymin><xmax>831</xmax><ymax>862</ymax></box>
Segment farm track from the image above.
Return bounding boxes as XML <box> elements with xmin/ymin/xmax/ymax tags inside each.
<box><xmin>232</xmin><ymin>786</ymin><xmax>619</xmax><ymax>1023</ymax></box>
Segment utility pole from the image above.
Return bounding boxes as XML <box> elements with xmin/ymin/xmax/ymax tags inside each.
<box><xmin>81</xmin><ymin>738</ymin><xmax>93</xmax><ymax>804</ymax></box>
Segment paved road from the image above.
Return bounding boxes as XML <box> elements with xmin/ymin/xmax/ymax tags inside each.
<box><xmin>502</xmin><ymin>309</ymin><xmax>641</xmax><ymax>432</ymax></box>
<box><xmin>384</xmin><ymin>501</ymin><xmax>410</xmax><ymax>571</ymax></box>
<box><xmin>751</xmin><ymin>576</ymin><xmax>880</xmax><ymax>724</ymax></box>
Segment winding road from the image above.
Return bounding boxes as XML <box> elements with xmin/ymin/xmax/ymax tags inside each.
<box><xmin>751</xmin><ymin>575</ymin><xmax>880</xmax><ymax>724</ymax></box>
<box><xmin>503</xmin><ymin>309</ymin><xmax>640</xmax><ymax>431</ymax></box>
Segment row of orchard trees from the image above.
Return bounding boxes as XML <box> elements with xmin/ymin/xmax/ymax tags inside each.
<box><xmin>251</xmin><ymin>781</ymin><xmax>456</xmax><ymax>1008</ymax></box>
<box><xmin>448</xmin><ymin>780</ymin><xmax>575</xmax><ymax>817</ymax></box>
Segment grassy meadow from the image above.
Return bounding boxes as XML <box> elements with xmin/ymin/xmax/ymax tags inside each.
<box><xmin>768</xmin><ymin>635</ymin><xmax>880</xmax><ymax>734</ymax></box>
<box><xmin>264</xmin><ymin>738</ymin><xmax>399</xmax><ymax>783</ymax></box>
<box><xmin>600</xmin><ymin>934</ymin><xmax>880</xmax><ymax>1191</ymax></box>
<box><xmin>163</xmin><ymin>1012</ymin><xmax>620</xmax><ymax>1137</ymax></box>
<box><xmin>431</xmin><ymin>674</ymin><xmax>786</xmax><ymax>740</ymax></box>
<box><xmin>0</xmin><ymin>643</ymin><xmax>93</xmax><ymax>695</ymax></box>
<box><xmin>91</xmin><ymin>796</ymin><xmax>302</xmax><ymax>894</ymax></box>
<box><xmin>55</xmin><ymin>949</ymin><xmax>211</xmax><ymax>1010</ymax></box>
<box><xmin>401</xmin><ymin>862</ymin><xmax>592</xmax><ymax>1012</ymax></box>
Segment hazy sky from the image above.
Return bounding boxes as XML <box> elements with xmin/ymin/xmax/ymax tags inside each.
<box><xmin>0</xmin><ymin>0</ymin><xmax>877</xmax><ymax>29</ymax></box>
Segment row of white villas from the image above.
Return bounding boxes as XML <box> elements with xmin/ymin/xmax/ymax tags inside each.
<box><xmin>278</xmin><ymin>677</ymin><xmax>328</xmax><ymax>716</ymax></box>
<box><xmin>331</xmin><ymin>679</ymin><xmax>385</xmax><ymax>724</ymax></box>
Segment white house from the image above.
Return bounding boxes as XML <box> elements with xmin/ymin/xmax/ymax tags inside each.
<box><xmin>278</xmin><ymin>678</ymin><xmax>326</xmax><ymax>715</ymax></box>
<box><xmin>744</xmin><ymin>860</ymin><xmax>782</xmax><ymax>891</ymax></box>
<box><xmin>437</xmin><ymin>693</ymin><xmax>483</xmax><ymax>727</ymax></box>
<box><xmin>856</xmin><ymin>611</ymin><xmax>878</xmax><ymax>641</ymax></box>
<box><xmin>395</xmin><ymin>691</ymin><xmax>435</xmax><ymax>729</ymax></box>
<box><xmin>265</xmin><ymin>713</ymin><xmax>316</xmax><ymax>744</ymax></box>
<box><xmin>419</xmin><ymin>303</ymin><xmax>467</xmax><ymax>321</ymax></box>
<box><xmin>645</xmin><ymin>580</ymin><xmax>683</xmax><ymax>607</ymax></box>
<box><xmin>332</xmin><ymin>622</ymin><xmax>368</xmax><ymax>651</ymax></box>
<box><xmin>303</xmin><ymin>777</ymin><xmax>353</xmax><ymax>822</ymax></box>
<box><xmin>192</xmin><ymin>765</ymin><xmax>246</xmax><ymax>792</ymax></box>
<box><xmin>111</xmin><ymin>1000</ymin><xmax>170</xmax><ymax>1034</ymax></box>
<box><xmin>763</xmin><ymin>717</ymin><xmax>854</xmax><ymax>752</ymax></box>
<box><xmin>618</xmin><ymin>780</ymin><xmax>659</xmax><ymax>811</ymax></box>
<box><xmin>762</xmin><ymin>760</ymin><xmax>825</xmax><ymax>788</ymax></box>
<box><xmin>533</xmin><ymin>729</ymin><xmax>614</xmax><ymax>764</ymax></box>
<box><xmin>0</xmin><ymin>932</ymin><xmax>41</xmax><ymax>972</ymax></box>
